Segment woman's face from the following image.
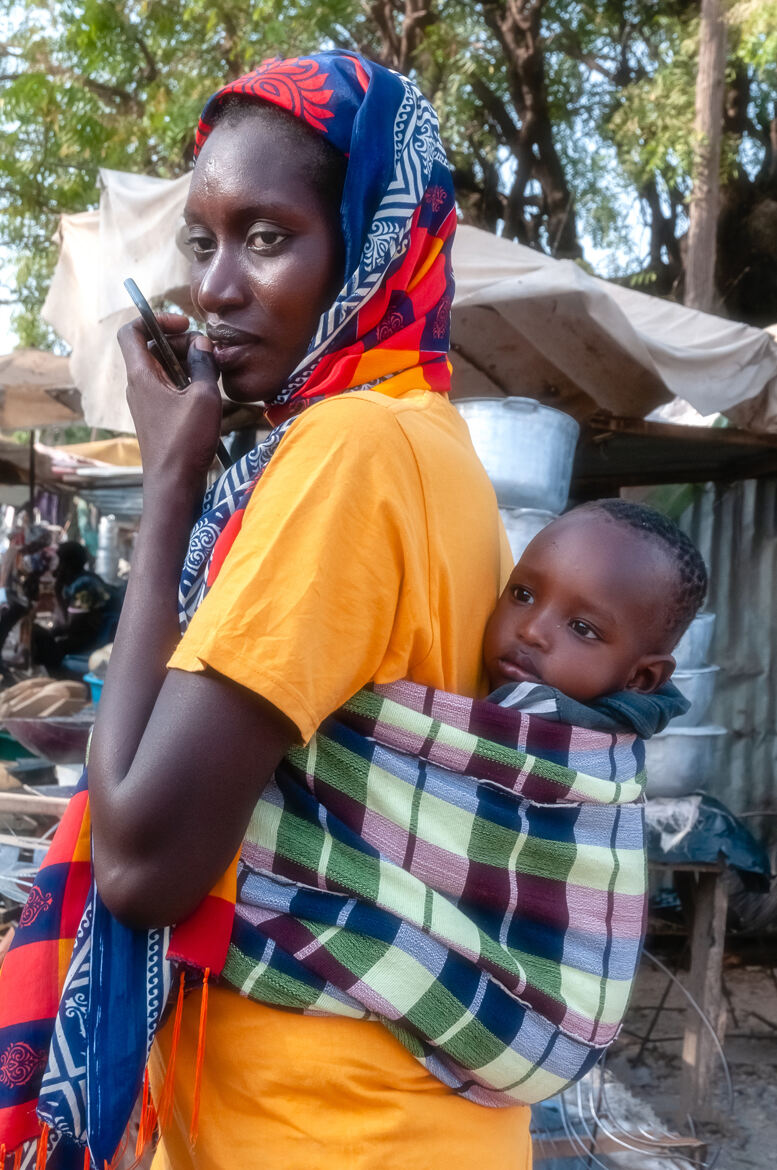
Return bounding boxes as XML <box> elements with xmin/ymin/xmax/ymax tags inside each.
<box><xmin>183</xmin><ymin>115</ymin><xmax>344</xmax><ymax>403</ymax></box>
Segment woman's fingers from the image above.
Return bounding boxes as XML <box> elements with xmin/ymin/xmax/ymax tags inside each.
<box><xmin>118</xmin><ymin>315</ymin><xmax>223</xmax><ymax>487</ymax></box>
<box><xmin>152</xmin><ymin>312</ymin><xmax>190</xmax><ymax>333</ymax></box>
<box><xmin>119</xmin><ymin>314</ymin><xmax>196</xmax><ymax>388</ymax></box>
<box><xmin>186</xmin><ymin>335</ymin><xmax>218</xmax><ymax>386</ymax></box>
<box><xmin>118</xmin><ymin>317</ymin><xmax>170</xmax><ymax>386</ymax></box>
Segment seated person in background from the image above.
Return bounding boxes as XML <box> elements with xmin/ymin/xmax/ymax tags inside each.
<box><xmin>483</xmin><ymin>498</ymin><xmax>708</xmax><ymax>731</ymax></box>
<box><xmin>32</xmin><ymin>541</ymin><xmax>122</xmax><ymax>674</ymax></box>
<box><xmin>0</xmin><ymin>525</ymin><xmax>58</xmax><ymax>671</ymax></box>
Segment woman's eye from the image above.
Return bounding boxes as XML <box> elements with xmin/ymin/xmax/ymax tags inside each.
<box><xmin>247</xmin><ymin>227</ymin><xmax>288</xmax><ymax>252</ymax></box>
<box><xmin>184</xmin><ymin>234</ymin><xmax>215</xmax><ymax>258</ymax></box>
<box><xmin>510</xmin><ymin>585</ymin><xmax>533</xmax><ymax>604</ymax></box>
<box><xmin>570</xmin><ymin>619</ymin><xmax>599</xmax><ymax>640</ymax></box>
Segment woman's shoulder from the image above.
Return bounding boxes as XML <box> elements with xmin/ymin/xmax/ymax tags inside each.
<box><xmin>279</xmin><ymin>390</ymin><xmax>425</xmax><ymax>458</ymax></box>
<box><xmin>290</xmin><ymin>388</ymin><xmax>457</xmax><ymax>447</ymax></box>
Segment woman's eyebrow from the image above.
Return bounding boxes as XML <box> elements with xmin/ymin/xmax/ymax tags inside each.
<box><xmin>183</xmin><ymin>197</ymin><xmax>302</xmax><ymax>225</ymax></box>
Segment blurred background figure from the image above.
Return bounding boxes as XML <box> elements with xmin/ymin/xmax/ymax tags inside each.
<box><xmin>31</xmin><ymin>541</ymin><xmax>122</xmax><ymax>676</ymax></box>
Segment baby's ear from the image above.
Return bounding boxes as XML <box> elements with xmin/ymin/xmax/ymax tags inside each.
<box><xmin>625</xmin><ymin>654</ymin><xmax>675</xmax><ymax>695</ymax></box>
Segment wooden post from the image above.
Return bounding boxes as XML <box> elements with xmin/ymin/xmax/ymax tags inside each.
<box><xmin>679</xmin><ymin>868</ymin><xmax>729</xmax><ymax>1119</ymax></box>
<box><xmin>685</xmin><ymin>0</ymin><xmax>728</xmax><ymax>312</ymax></box>
<box><xmin>27</xmin><ymin>428</ymin><xmax>36</xmax><ymax>519</ymax></box>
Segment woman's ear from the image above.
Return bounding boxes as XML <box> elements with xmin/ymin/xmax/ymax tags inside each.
<box><xmin>625</xmin><ymin>654</ymin><xmax>676</xmax><ymax>695</ymax></box>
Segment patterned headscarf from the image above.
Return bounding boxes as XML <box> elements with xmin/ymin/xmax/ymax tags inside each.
<box><xmin>179</xmin><ymin>50</ymin><xmax>456</xmax><ymax>622</ymax></box>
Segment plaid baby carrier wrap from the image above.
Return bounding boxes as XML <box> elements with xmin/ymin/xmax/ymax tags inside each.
<box><xmin>226</xmin><ymin>680</ymin><xmax>649</xmax><ymax>1108</ymax></box>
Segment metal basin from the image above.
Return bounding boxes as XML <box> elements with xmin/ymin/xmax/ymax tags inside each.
<box><xmin>672</xmin><ymin>665</ymin><xmax>720</xmax><ymax>727</ymax></box>
<box><xmin>673</xmin><ymin>612</ymin><xmax>716</xmax><ymax>669</ymax></box>
<box><xmin>499</xmin><ymin>507</ymin><xmax>557</xmax><ymax>562</ymax></box>
<box><xmin>3</xmin><ymin>714</ymin><xmax>92</xmax><ymax>764</ymax></box>
<box><xmin>644</xmin><ymin>725</ymin><xmax>727</xmax><ymax>798</ymax></box>
<box><xmin>455</xmin><ymin>398</ymin><xmax>580</xmax><ymax>511</ymax></box>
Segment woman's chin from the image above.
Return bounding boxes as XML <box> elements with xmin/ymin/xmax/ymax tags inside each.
<box><xmin>219</xmin><ymin>370</ymin><xmax>275</xmax><ymax>405</ymax></box>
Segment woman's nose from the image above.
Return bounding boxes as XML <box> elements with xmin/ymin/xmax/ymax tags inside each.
<box><xmin>194</xmin><ymin>247</ymin><xmax>247</xmax><ymax>315</ymax></box>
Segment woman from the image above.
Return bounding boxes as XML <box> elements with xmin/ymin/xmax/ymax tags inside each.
<box><xmin>88</xmin><ymin>51</ymin><xmax>530</xmax><ymax>1168</ymax></box>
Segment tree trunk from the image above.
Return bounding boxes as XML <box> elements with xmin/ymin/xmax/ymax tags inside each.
<box><xmin>481</xmin><ymin>0</ymin><xmax>581</xmax><ymax>258</ymax></box>
<box><xmin>685</xmin><ymin>0</ymin><xmax>728</xmax><ymax>312</ymax></box>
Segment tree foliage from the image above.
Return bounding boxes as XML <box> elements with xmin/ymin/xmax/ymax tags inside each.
<box><xmin>2</xmin><ymin>0</ymin><xmax>777</xmax><ymax>345</ymax></box>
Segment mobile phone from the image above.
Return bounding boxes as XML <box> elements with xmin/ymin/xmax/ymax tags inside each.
<box><xmin>123</xmin><ymin>278</ymin><xmax>231</xmax><ymax>469</ymax></box>
<box><xmin>124</xmin><ymin>278</ymin><xmax>190</xmax><ymax>390</ymax></box>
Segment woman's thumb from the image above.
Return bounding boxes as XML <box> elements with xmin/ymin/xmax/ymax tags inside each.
<box><xmin>187</xmin><ymin>334</ymin><xmax>218</xmax><ymax>384</ymax></box>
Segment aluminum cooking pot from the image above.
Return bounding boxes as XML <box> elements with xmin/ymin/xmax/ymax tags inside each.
<box><xmin>644</xmin><ymin>725</ymin><xmax>727</xmax><ymax>799</ymax></box>
<box><xmin>673</xmin><ymin>612</ymin><xmax>716</xmax><ymax>670</ymax></box>
<box><xmin>671</xmin><ymin>665</ymin><xmax>720</xmax><ymax>728</ymax></box>
<box><xmin>499</xmin><ymin>507</ymin><xmax>557</xmax><ymax>562</ymax></box>
<box><xmin>455</xmin><ymin>398</ymin><xmax>580</xmax><ymax>512</ymax></box>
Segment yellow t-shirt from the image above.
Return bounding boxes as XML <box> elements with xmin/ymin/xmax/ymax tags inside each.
<box><xmin>157</xmin><ymin>388</ymin><xmax>532</xmax><ymax>1169</ymax></box>
<box><xmin>169</xmin><ymin>388</ymin><xmax>510</xmax><ymax>737</ymax></box>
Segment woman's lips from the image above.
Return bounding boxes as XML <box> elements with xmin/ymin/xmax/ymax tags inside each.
<box><xmin>211</xmin><ymin>340</ymin><xmax>256</xmax><ymax>369</ymax></box>
<box><xmin>206</xmin><ymin>326</ymin><xmax>261</xmax><ymax>370</ymax></box>
<box><xmin>495</xmin><ymin>655</ymin><xmax>543</xmax><ymax>685</ymax></box>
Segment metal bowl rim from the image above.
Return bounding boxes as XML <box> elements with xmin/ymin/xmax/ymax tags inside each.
<box><xmin>673</xmin><ymin>665</ymin><xmax>721</xmax><ymax>679</ymax></box>
<box><xmin>652</xmin><ymin>724</ymin><xmax>728</xmax><ymax>739</ymax></box>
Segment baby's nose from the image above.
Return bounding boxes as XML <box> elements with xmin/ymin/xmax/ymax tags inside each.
<box><xmin>519</xmin><ymin>613</ymin><xmax>551</xmax><ymax>649</ymax></box>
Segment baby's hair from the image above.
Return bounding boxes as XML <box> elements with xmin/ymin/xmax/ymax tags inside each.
<box><xmin>209</xmin><ymin>96</ymin><xmax>348</xmax><ymax>227</ymax></box>
<box><xmin>575</xmin><ymin>499</ymin><xmax>708</xmax><ymax>643</ymax></box>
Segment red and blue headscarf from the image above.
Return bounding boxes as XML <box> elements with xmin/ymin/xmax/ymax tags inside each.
<box><xmin>195</xmin><ymin>50</ymin><xmax>455</xmax><ymax>408</ymax></box>
<box><xmin>180</xmin><ymin>50</ymin><xmax>457</xmax><ymax>620</ymax></box>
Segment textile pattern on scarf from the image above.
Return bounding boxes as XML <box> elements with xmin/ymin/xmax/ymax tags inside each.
<box><xmin>0</xmin><ymin>49</ymin><xmax>457</xmax><ymax>1169</ymax></box>
<box><xmin>180</xmin><ymin>49</ymin><xmax>455</xmax><ymax>622</ymax></box>
<box><xmin>224</xmin><ymin>680</ymin><xmax>649</xmax><ymax>1107</ymax></box>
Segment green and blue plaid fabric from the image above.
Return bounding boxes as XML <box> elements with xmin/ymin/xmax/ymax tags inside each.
<box><xmin>225</xmin><ymin>680</ymin><xmax>649</xmax><ymax>1106</ymax></box>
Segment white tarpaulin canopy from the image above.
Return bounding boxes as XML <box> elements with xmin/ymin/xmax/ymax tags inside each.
<box><xmin>41</xmin><ymin>169</ymin><xmax>777</xmax><ymax>434</ymax></box>
<box><xmin>42</xmin><ymin>170</ymin><xmax>191</xmax><ymax>433</ymax></box>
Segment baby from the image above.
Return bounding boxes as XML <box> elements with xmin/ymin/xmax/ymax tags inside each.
<box><xmin>483</xmin><ymin>499</ymin><xmax>707</xmax><ymax>721</ymax></box>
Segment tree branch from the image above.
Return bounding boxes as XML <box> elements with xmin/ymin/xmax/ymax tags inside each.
<box><xmin>26</xmin><ymin>51</ymin><xmax>142</xmax><ymax>113</ymax></box>
<box><xmin>469</xmin><ymin>75</ymin><xmax>521</xmax><ymax>148</ymax></box>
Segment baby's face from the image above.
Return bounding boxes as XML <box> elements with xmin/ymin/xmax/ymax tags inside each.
<box><xmin>483</xmin><ymin>513</ymin><xmax>677</xmax><ymax>703</ymax></box>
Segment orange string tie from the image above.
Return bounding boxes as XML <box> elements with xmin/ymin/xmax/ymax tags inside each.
<box><xmin>145</xmin><ymin>1096</ymin><xmax>158</xmax><ymax>1146</ymax></box>
<box><xmin>34</xmin><ymin>1125</ymin><xmax>49</xmax><ymax>1170</ymax></box>
<box><xmin>157</xmin><ymin>970</ymin><xmax>186</xmax><ymax>1133</ymax></box>
<box><xmin>0</xmin><ymin>1142</ymin><xmax>6</xmax><ymax>1168</ymax></box>
<box><xmin>135</xmin><ymin>1065</ymin><xmax>151</xmax><ymax>1158</ymax></box>
<box><xmin>11</xmin><ymin>1145</ymin><xmax>21</xmax><ymax>1170</ymax></box>
<box><xmin>188</xmin><ymin>967</ymin><xmax>210</xmax><ymax>1147</ymax></box>
<box><xmin>82</xmin><ymin>1146</ymin><xmax>90</xmax><ymax>1170</ymax></box>
<box><xmin>109</xmin><ymin>1130</ymin><xmax>129</xmax><ymax>1170</ymax></box>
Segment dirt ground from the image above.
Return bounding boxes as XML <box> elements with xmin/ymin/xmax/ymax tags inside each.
<box><xmin>603</xmin><ymin>955</ymin><xmax>777</xmax><ymax>1170</ymax></box>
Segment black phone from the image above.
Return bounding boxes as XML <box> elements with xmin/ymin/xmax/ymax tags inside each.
<box><xmin>124</xmin><ymin>278</ymin><xmax>190</xmax><ymax>389</ymax></box>
<box><xmin>123</xmin><ymin>277</ymin><xmax>232</xmax><ymax>470</ymax></box>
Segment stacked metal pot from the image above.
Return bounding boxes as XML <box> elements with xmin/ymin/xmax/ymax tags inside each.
<box><xmin>644</xmin><ymin>612</ymin><xmax>727</xmax><ymax>797</ymax></box>
<box><xmin>455</xmin><ymin>398</ymin><xmax>580</xmax><ymax>560</ymax></box>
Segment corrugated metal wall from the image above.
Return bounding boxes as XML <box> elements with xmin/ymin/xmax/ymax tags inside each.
<box><xmin>680</xmin><ymin>478</ymin><xmax>777</xmax><ymax>839</ymax></box>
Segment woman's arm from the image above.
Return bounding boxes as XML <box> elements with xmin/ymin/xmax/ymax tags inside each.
<box><xmin>88</xmin><ymin>317</ymin><xmax>295</xmax><ymax>930</ymax></box>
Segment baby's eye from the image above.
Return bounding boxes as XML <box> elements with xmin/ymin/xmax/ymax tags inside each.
<box><xmin>510</xmin><ymin>585</ymin><xmax>533</xmax><ymax>604</ymax></box>
<box><xmin>247</xmin><ymin>226</ymin><xmax>288</xmax><ymax>252</ymax></box>
<box><xmin>570</xmin><ymin>619</ymin><xmax>599</xmax><ymax>640</ymax></box>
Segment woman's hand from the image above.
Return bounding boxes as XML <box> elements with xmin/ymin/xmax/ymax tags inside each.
<box><xmin>118</xmin><ymin>312</ymin><xmax>222</xmax><ymax>493</ymax></box>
